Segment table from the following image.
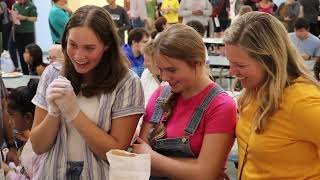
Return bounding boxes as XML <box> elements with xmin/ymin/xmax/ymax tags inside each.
<box><xmin>2</xmin><ymin>75</ymin><xmax>39</xmax><ymax>89</ymax></box>
<box><xmin>202</xmin><ymin>38</ymin><xmax>224</xmax><ymax>45</ymax></box>
<box><xmin>207</xmin><ymin>55</ymin><xmax>230</xmax><ymax>69</ymax></box>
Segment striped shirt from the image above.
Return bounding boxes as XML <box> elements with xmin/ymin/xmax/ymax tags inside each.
<box><xmin>31</xmin><ymin>63</ymin><xmax>145</xmax><ymax>179</ymax></box>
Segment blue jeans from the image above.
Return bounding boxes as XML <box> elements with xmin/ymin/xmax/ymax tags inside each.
<box><xmin>66</xmin><ymin>161</ymin><xmax>84</xmax><ymax>180</ymax></box>
<box><xmin>131</xmin><ymin>18</ymin><xmax>145</xmax><ymax>28</ymax></box>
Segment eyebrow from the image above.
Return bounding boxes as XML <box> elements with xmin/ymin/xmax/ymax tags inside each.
<box><xmin>68</xmin><ymin>39</ymin><xmax>97</xmax><ymax>47</ymax></box>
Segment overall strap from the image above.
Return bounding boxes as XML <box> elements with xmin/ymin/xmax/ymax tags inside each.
<box><xmin>150</xmin><ymin>85</ymin><xmax>171</xmax><ymax>124</ymax></box>
<box><xmin>184</xmin><ymin>85</ymin><xmax>224</xmax><ymax>135</ymax></box>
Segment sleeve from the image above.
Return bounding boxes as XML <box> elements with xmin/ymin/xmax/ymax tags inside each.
<box><xmin>291</xmin><ymin>95</ymin><xmax>320</xmax><ymax>149</ymax></box>
<box><xmin>111</xmin><ymin>72</ymin><xmax>145</xmax><ymax>119</ymax></box>
<box><xmin>204</xmin><ymin>93</ymin><xmax>237</xmax><ymax>135</ymax></box>
<box><xmin>314</xmin><ymin>42</ymin><xmax>320</xmax><ymax>57</ymax></box>
<box><xmin>143</xmin><ymin>87</ymin><xmax>161</xmax><ymax>122</ymax></box>
<box><xmin>203</xmin><ymin>0</ymin><xmax>213</xmax><ymax>16</ymax></box>
<box><xmin>28</xmin><ymin>4</ymin><xmax>37</xmax><ymax>17</ymax></box>
<box><xmin>31</xmin><ymin>64</ymin><xmax>59</xmax><ymax>111</ymax></box>
<box><xmin>178</xmin><ymin>0</ymin><xmax>192</xmax><ymax>17</ymax></box>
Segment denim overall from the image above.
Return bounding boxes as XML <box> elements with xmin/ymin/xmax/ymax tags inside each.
<box><xmin>149</xmin><ymin>85</ymin><xmax>224</xmax><ymax>180</ymax></box>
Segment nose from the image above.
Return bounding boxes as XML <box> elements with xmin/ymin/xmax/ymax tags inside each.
<box><xmin>160</xmin><ymin>71</ymin><xmax>170</xmax><ymax>82</ymax></box>
<box><xmin>229</xmin><ymin>64</ymin><xmax>238</xmax><ymax>76</ymax></box>
<box><xmin>74</xmin><ymin>49</ymin><xmax>85</xmax><ymax>60</ymax></box>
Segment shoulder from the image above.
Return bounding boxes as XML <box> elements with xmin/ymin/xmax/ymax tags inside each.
<box><xmin>285</xmin><ymin>76</ymin><xmax>320</xmax><ymax>106</ymax></box>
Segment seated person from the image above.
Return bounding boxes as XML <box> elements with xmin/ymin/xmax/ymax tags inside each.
<box><xmin>23</xmin><ymin>44</ymin><xmax>48</xmax><ymax>76</ymax></box>
<box><xmin>47</xmin><ymin>44</ymin><xmax>64</xmax><ymax>64</ymax></box>
<box><xmin>122</xmin><ymin>28</ymin><xmax>149</xmax><ymax>77</ymax></box>
<box><xmin>288</xmin><ymin>18</ymin><xmax>320</xmax><ymax>70</ymax></box>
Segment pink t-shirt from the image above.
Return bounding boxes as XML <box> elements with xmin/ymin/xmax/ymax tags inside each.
<box><xmin>144</xmin><ymin>83</ymin><xmax>237</xmax><ymax>156</ymax></box>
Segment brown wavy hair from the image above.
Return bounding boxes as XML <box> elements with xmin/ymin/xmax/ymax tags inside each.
<box><xmin>61</xmin><ymin>5</ymin><xmax>129</xmax><ymax>97</ymax></box>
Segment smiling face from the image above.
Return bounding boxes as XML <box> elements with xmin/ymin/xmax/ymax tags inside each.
<box><xmin>226</xmin><ymin>44</ymin><xmax>266</xmax><ymax>89</ymax></box>
<box><xmin>66</xmin><ymin>26</ymin><xmax>106</xmax><ymax>75</ymax></box>
<box><xmin>155</xmin><ymin>52</ymin><xmax>197</xmax><ymax>94</ymax></box>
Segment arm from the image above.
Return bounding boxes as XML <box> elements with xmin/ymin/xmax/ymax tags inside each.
<box><xmin>72</xmin><ymin>113</ymin><xmax>141</xmax><ymax>160</ymax></box>
<box><xmin>30</xmin><ymin>107</ymin><xmax>61</xmax><ymax>155</ymax></box>
<box><xmin>178</xmin><ymin>0</ymin><xmax>192</xmax><ymax>17</ymax></box>
<box><xmin>134</xmin><ymin>133</ymin><xmax>234</xmax><ymax>179</ymax></box>
<box><xmin>203</xmin><ymin>0</ymin><xmax>213</xmax><ymax>16</ymax></box>
<box><xmin>36</xmin><ymin>65</ymin><xmax>45</xmax><ymax>76</ymax></box>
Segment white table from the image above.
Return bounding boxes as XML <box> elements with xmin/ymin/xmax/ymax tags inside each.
<box><xmin>2</xmin><ymin>75</ymin><xmax>39</xmax><ymax>89</ymax></box>
<box><xmin>207</xmin><ymin>55</ymin><xmax>229</xmax><ymax>69</ymax></box>
<box><xmin>202</xmin><ymin>38</ymin><xmax>224</xmax><ymax>45</ymax></box>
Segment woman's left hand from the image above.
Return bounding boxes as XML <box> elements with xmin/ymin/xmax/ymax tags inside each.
<box><xmin>132</xmin><ymin>137</ymin><xmax>153</xmax><ymax>154</ymax></box>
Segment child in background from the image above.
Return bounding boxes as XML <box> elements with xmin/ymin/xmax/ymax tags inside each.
<box><xmin>1</xmin><ymin>78</ymin><xmax>43</xmax><ymax>180</ymax></box>
<box><xmin>23</xmin><ymin>44</ymin><xmax>48</xmax><ymax>76</ymax></box>
<box><xmin>47</xmin><ymin>44</ymin><xmax>64</xmax><ymax>64</ymax></box>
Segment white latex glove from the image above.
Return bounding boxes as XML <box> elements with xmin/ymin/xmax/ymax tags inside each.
<box><xmin>54</xmin><ymin>77</ymin><xmax>80</xmax><ymax>123</ymax></box>
<box><xmin>46</xmin><ymin>78</ymin><xmax>69</xmax><ymax>117</ymax></box>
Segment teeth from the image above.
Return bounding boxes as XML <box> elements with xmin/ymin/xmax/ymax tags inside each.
<box><xmin>76</xmin><ymin>60</ymin><xmax>87</xmax><ymax>65</ymax></box>
<box><xmin>237</xmin><ymin>77</ymin><xmax>246</xmax><ymax>80</ymax></box>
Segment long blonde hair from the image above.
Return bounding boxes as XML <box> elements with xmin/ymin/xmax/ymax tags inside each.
<box><xmin>224</xmin><ymin>12</ymin><xmax>319</xmax><ymax>133</ymax></box>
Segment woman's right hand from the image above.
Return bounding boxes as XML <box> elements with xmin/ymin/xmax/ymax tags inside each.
<box><xmin>45</xmin><ymin>78</ymin><xmax>68</xmax><ymax>117</ymax></box>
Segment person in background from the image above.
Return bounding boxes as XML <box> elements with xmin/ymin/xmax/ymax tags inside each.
<box><xmin>151</xmin><ymin>16</ymin><xmax>167</xmax><ymax>39</ymax></box>
<box><xmin>0</xmin><ymin>0</ymin><xmax>10</xmax><ymax>53</ymax></box>
<box><xmin>288</xmin><ymin>18</ymin><xmax>320</xmax><ymax>70</ymax></box>
<box><xmin>103</xmin><ymin>0</ymin><xmax>131</xmax><ymax>45</ymax></box>
<box><xmin>30</xmin><ymin>5</ymin><xmax>144</xmax><ymax>179</ymax></box>
<box><xmin>146</xmin><ymin>0</ymin><xmax>157</xmax><ymax>32</ymax></box>
<box><xmin>130</xmin><ymin>0</ymin><xmax>148</xmax><ymax>28</ymax></box>
<box><xmin>12</xmin><ymin>0</ymin><xmax>38</xmax><ymax>75</ymax></box>
<box><xmin>256</xmin><ymin>0</ymin><xmax>275</xmax><ymax>14</ymax></box>
<box><xmin>161</xmin><ymin>0</ymin><xmax>179</xmax><ymax>24</ymax></box>
<box><xmin>0</xmin><ymin>77</ymin><xmax>19</xmax><ymax>165</ymax></box>
<box><xmin>133</xmin><ymin>24</ymin><xmax>237</xmax><ymax>180</ymax></box>
<box><xmin>122</xmin><ymin>28</ymin><xmax>149</xmax><ymax>77</ymax></box>
<box><xmin>275</xmin><ymin>0</ymin><xmax>300</xmax><ymax>32</ymax></box>
<box><xmin>49</xmin><ymin>0</ymin><xmax>72</xmax><ymax>44</ymax></box>
<box><xmin>23</xmin><ymin>43</ymin><xmax>48</xmax><ymax>76</ymax></box>
<box><xmin>298</xmin><ymin>0</ymin><xmax>320</xmax><ymax>37</ymax></box>
<box><xmin>47</xmin><ymin>44</ymin><xmax>64</xmax><ymax>64</ymax></box>
<box><xmin>231</xmin><ymin>5</ymin><xmax>252</xmax><ymax>24</ymax></box>
<box><xmin>1</xmin><ymin>78</ymin><xmax>43</xmax><ymax>180</ymax></box>
<box><xmin>179</xmin><ymin>0</ymin><xmax>212</xmax><ymax>35</ymax></box>
<box><xmin>140</xmin><ymin>39</ymin><xmax>161</xmax><ymax>105</ymax></box>
<box><xmin>224</xmin><ymin>11</ymin><xmax>320</xmax><ymax>179</ymax></box>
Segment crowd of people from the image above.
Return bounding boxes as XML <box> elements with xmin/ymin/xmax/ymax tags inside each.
<box><xmin>0</xmin><ymin>0</ymin><xmax>319</xmax><ymax>180</ymax></box>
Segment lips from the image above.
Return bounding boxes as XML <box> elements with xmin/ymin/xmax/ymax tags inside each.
<box><xmin>75</xmin><ymin>60</ymin><xmax>87</xmax><ymax>65</ymax></box>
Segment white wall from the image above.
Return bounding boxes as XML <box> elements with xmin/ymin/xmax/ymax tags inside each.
<box><xmin>34</xmin><ymin>0</ymin><xmax>52</xmax><ymax>53</ymax></box>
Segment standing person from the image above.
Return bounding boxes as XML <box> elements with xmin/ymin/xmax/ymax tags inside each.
<box><xmin>0</xmin><ymin>0</ymin><xmax>10</xmax><ymax>52</ymax></box>
<box><xmin>103</xmin><ymin>0</ymin><xmax>131</xmax><ymax>45</ymax></box>
<box><xmin>275</xmin><ymin>0</ymin><xmax>300</xmax><ymax>32</ymax></box>
<box><xmin>12</xmin><ymin>0</ymin><xmax>38</xmax><ymax>75</ymax></box>
<box><xmin>49</xmin><ymin>0</ymin><xmax>72</xmax><ymax>44</ymax></box>
<box><xmin>133</xmin><ymin>24</ymin><xmax>237</xmax><ymax>179</ymax></box>
<box><xmin>122</xmin><ymin>28</ymin><xmax>150</xmax><ymax>77</ymax></box>
<box><xmin>179</xmin><ymin>0</ymin><xmax>212</xmax><ymax>34</ymax></box>
<box><xmin>224</xmin><ymin>12</ymin><xmax>320</xmax><ymax>179</ymax></box>
<box><xmin>298</xmin><ymin>0</ymin><xmax>320</xmax><ymax>37</ymax></box>
<box><xmin>161</xmin><ymin>0</ymin><xmax>180</xmax><ymax>24</ymax></box>
<box><xmin>129</xmin><ymin>0</ymin><xmax>148</xmax><ymax>28</ymax></box>
<box><xmin>30</xmin><ymin>5</ymin><xmax>144</xmax><ymax>179</ymax></box>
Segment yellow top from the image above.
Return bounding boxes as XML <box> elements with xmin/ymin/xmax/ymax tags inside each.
<box><xmin>161</xmin><ymin>0</ymin><xmax>180</xmax><ymax>24</ymax></box>
<box><xmin>237</xmin><ymin>76</ymin><xmax>320</xmax><ymax>180</ymax></box>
